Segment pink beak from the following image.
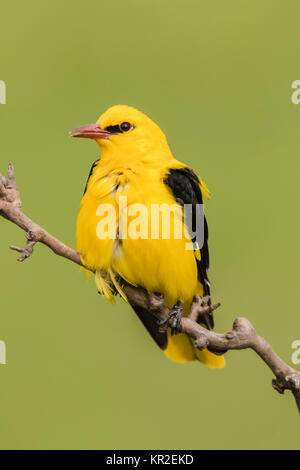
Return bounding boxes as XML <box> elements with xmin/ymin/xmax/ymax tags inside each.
<box><xmin>69</xmin><ymin>123</ymin><xmax>111</xmax><ymax>140</ymax></box>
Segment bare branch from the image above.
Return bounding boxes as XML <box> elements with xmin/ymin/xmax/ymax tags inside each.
<box><xmin>1</xmin><ymin>163</ymin><xmax>300</xmax><ymax>412</ymax></box>
<box><xmin>0</xmin><ymin>164</ymin><xmax>83</xmax><ymax>267</ymax></box>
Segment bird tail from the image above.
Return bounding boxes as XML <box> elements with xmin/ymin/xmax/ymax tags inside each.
<box><xmin>164</xmin><ymin>330</ymin><xmax>226</xmax><ymax>369</ymax></box>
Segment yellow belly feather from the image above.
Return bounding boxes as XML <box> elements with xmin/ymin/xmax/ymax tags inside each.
<box><xmin>76</xmin><ymin>160</ymin><xmax>225</xmax><ymax>368</ymax></box>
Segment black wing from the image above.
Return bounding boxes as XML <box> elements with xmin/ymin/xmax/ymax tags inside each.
<box><xmin>130</xmin><ymin>304</ymin><xmax>168</xmax><ymax>350</ymax></box>
<box><xmin>164</xmin><ymin>167</ymin><xmax>214</xmax><ymax>329</ymax></box>
<box><xmin>83</xmin><ymin>160</ymin><xmax>99</xmax><ymax>195</ymax></box>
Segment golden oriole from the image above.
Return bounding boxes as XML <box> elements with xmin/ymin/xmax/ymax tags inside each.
<box><xmin>71</xmin><ymin>105</ymin><xmax>225</xmax><ymax>368</ymax></box>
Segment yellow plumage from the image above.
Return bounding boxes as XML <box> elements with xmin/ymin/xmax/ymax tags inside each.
<box><xmin>75</xmin><ymin>105</ymin><xmax>225</xmax><ymax>369</ymax></box>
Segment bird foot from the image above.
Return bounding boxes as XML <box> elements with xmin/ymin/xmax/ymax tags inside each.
<box><xmin>158</xmin><ymin>301</ymin><xmax>183</xmax><ymax>336</ymax></box>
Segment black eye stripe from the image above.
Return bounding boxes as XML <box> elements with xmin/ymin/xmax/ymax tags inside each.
<box><xmin>104</xmin><ymin>125</ymin><xmax>121</xmax><ymax>133</ymax></box>
<box><xmin>104</xmin><ymin>122</ymin><xmax>134</xmax><ymax>134</ymax></box>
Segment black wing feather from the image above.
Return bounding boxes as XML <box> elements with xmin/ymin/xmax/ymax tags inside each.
<box><xmin>131</xmin><ymin>305</ymin><xmax>168</xmax><ymax>350</ymax></box>
<box><xmin>164</xmin><ymin>167</ymin><xmax>214</xmax><ymax>329</ymax></box>
<box><xmin>83</xmin><ymin>160</ymin><xmax>99</xmax><ymax>195</ymax></box>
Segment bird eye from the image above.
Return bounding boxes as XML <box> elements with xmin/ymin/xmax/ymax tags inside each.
<box><xmin>120</xmin><ymin>121</ymin><xmax>132</xmax><ymax>132</ymax></box>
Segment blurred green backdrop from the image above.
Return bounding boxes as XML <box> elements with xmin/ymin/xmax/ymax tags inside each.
<box><xmin>0</xmin><ymin>0</ymin><xmax>299</xmax><ymax>450</ymax></box>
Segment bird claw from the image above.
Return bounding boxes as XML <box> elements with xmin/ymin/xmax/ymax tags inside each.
<box><xmin>158</xmin><ymin>300</ymin><xmax>183</xmax><ymax>335</ymax></box>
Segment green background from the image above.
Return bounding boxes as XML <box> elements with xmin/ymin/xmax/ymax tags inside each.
<box><xmin>0</xmin><ymin>0</ymin><xmax>299</xmax><ymax>450</ymax></box>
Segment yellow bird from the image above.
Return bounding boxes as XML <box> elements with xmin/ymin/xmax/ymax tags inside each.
<box><xmin>71</xmin><ymin>105</ymin><xmax>225</xmax><ymax>368</ymax></box>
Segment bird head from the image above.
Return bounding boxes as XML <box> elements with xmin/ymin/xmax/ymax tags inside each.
<box><xmin>70</xmin><ymin>105</ymin><xmax>172</xmax><ymax>164</ymax></box>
